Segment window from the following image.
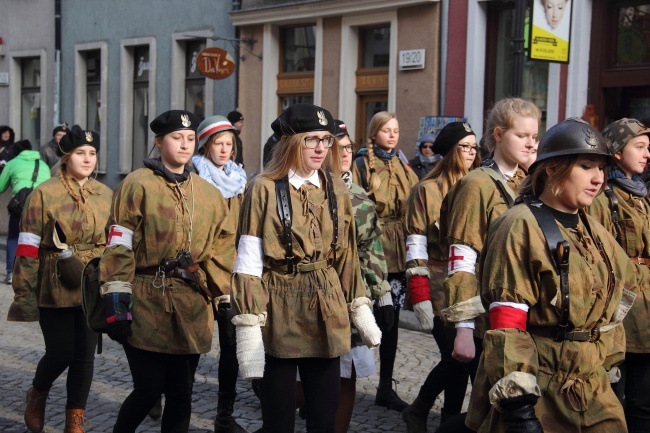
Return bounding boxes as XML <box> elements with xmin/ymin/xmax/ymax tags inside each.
<box><xmin>21</xmin><ymin>57</ymin><xmax>41</xmax><ymax>145</ymax></box>
<box><xmin>185</xmin><ymin>40</ymin><xmax>206</xmax><ymax>120</ymax></box>
<box><xmin>615</xmin><ymin>4</ymin><xmax>650</xmax><ymax>66</ymax></box>
<box><xmin>282</xmin><ymin>26</ymin><xmax>316</xmax><ymax>72</ymax></box>
<box><xmin>85</xmin><ymin>50</ymin><xmax>102</xmax><ymax>133</ymax></box>
<box><xmin>360</xmin><ymin>26</ymin><xmax>391</xmax><ymax>68</ymax></box>
<box><xmin>132</xmin><ymin>46</ymin><xmax>150</xmax><ymax>169</ymax></box>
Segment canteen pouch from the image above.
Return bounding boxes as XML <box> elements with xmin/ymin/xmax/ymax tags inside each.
<box><xmin>57</xmin><ymin>249</ymin><xmax>86</xmax><ymax>290</ymax></box>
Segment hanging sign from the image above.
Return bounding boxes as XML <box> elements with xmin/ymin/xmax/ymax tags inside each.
<box><xmin>529</xmin><ymin>0</ymin><xmax>573</xmax><ymax>63</ymax></box>
<box><xmin>196</xmin><ymin>47</ymin><xmax>236</xmax><ymax>80</ymax></box>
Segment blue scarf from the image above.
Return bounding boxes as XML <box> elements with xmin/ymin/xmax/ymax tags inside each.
<box><xmin>609</xmin><ymin>166</ymin><xmax>648</xmax><ymax>197</ymax></box>
<box><xmin>372</xmin><ymin>145</ymin><xmax>397</xmax><ymax>162</ymax></box>
<box><xmin>192</xmin><ymin>156</ymin><xmax>247</xmax><ymax>199</ymax></box>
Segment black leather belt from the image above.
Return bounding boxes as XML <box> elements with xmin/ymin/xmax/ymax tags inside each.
<box><xmin>528</xmin><ymin>326</ymin><xmax>597</xmax><ymax>342</ymax></box>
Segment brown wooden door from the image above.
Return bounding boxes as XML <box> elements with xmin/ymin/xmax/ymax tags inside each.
<box><xmin>356</xmin><ymin>94</ymin><xmax>388</xmax><ymax>147</ymax></box>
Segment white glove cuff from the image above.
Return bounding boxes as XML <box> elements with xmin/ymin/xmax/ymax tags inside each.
<box><xmin>231</xmin><ymin>312</ymin><xmax>267</xmax><ymax>326</ymax></box>
<box><xmin>216</xmin><ymin>295</ymin><xmax>230</xmax><ymax>305</ymax></box>
<box><xmin>377</xmin><ymin>292</ymin><xmax>393</xmax><ymax>307</ymax></box>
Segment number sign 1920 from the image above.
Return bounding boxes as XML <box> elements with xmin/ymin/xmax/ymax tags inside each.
<box><xmin>399</xmin><ymin>49</ymin><xmax>425</xmax><ymax>70</ymax></box>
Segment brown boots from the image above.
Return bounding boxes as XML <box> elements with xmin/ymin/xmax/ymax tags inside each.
<box><xmin>25</xmin><ymin>386</ymin><xmax>49</xmax><ymax>433</ymax></box>
<box><xmin>64</xmin><ymin>409</ymin><xmax>86</xmax><ymax>433</ymax></box>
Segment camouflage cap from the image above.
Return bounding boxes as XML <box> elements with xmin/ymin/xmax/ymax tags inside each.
<box><xmin>601</xmin><ymin>118</ymin><xmax>650</xmax><ymax>154</ymax></box>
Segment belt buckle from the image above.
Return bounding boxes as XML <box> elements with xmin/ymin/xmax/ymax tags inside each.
<box><xmin>589</xmin><ymin>327</ymin><xmax>601</xmax><ymax>343</ymax></box>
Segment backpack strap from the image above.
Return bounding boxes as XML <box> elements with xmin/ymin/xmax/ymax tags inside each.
<box><xmin>275</xmin><ymin>176</ymin><xmax>294</xmax><ymax>274</ymax></box>
<box><xmin>355</xmin><ymin>156</ymin><xmax>369</xmax><ymax>192</ymax></box>
<box><xmin>479</xmin><ymin>166</ymin><xmax>516</xmax><ymax>209</ymax></box>
<box><xmin>604</xmin><ymin>185</ymin><xmax>623</xmax><ymax>243</ymax></box>
<box><xmin>31</xmin><ymin>160</ymin><xmax>40</xmax><ymax>187</ymax></box>
<box><xmin>521</xmin><ymin>195</ymin><xmax>572</xmax><ymax>341</ymax></box>
<box><xmin>324</xmin><ymin>171</ymin><xmax>338</xmax><ymax>266</ymax></box>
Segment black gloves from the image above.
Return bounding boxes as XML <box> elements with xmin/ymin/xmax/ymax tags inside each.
<box><xmin>106</xmin><ymin>321</ymin><xmax>132</xmax><ymax>345</ymax></box>
<box><xmin>216</xmin><ymin>302</ymin><xmax>236</xmax><ymax>346</ymax></box>
<box><xmin>500</xmin><ymin>394</ymin><xmax>543</xmax><ymax>433</ymax></box>
<box><xmin>373</xmin><ymin>304</ymin><xmax>395</xmax><ymax>333</ymax></box>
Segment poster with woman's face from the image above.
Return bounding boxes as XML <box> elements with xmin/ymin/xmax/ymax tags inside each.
<box><xmin>530</xmin><ymin>0</ymin><xmax>572</xmax><ymax>62</ymax></box>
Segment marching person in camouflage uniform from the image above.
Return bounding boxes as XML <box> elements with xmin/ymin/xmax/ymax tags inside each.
<box><xmin>7</xmin><ymin>128</ymin><xmax>111</xmax><ymax>433</ymax></box>
<box><xmin>333</xmin><ymin>119</ymin><xmax>392</xmax><ymax>433</ymax></box>
<box><xmin>467</xmin><ymin>118</ymin><xmax>643</xmax><ymax>433</ymax></box>
<box><xmin>587</xmin><ymin>118</ymin><xmax>650</xmax><ymax>433</ymax></box>
<box><xmin>99</xmin><ymin>110</ymin><xmax>236</xmax><ymax>433</ymax></box>
<box><xmin>352</xmin><ymin>111</ymin><xmax>419</xmax><ymax>411</ymax></box>
<box><xmin>401</xmin><ymin>121</ymin><xmax>481</xmax><ymax>433</ymax></box>
<box><xmin>230</xmin><ymin>104</ymin><xmax>381</xmax><ymax>433</ymax></box>
<box><xmin>439</xmin><ymin>98</ymin><xmax>540</xmax><ymax>373</ymax></box>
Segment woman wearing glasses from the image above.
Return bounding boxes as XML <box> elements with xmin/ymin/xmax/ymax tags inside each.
<box><xmin>409</xmin><ymin>133</ymin><xmax>442</xmax><ymax>180</ymax></box>
<box><xmin>353</xmin><ymin>111</ymin><xmax>419</xmax><ymax>411</ymax></box>
<box><xmin>231</xmin><ymin>104</ymin><xmax>381</xmax><ymax>433</ymax></box>
<box><xmin>402</xmin><ymin>122</ymin><xmax>480</xmax><ymax>432</ymax></box>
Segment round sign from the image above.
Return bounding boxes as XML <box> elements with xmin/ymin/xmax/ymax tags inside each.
<box><xmin>196</xmin><ymin>47</ymin><xmax>236</xmax><ymax>80</ymax></box>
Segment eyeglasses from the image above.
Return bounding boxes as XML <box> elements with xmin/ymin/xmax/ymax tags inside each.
<box><xmin>304</xmin><ymin>135</ymin><xmax>335</xmax><ymax>149</ymax></box>
<box><xmin>339</xmin><ymin>144</ymin><xmax>355</xmax><ymax>154</ymax></box>
<box><xmin>420</xmin><ymin>144</ymin><xmax>433</xmax><ymax>150</ymax></box>
<box><xmin>458</xmin><ymin>144</ymin><xmax>479</xmax><ymax>153</ymax></box>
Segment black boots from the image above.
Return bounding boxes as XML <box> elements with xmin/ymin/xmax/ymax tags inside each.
<box><xmin>375</xmin><ymin>377</ymin><xmax>409</xmax><ymax>412</ymax></box>
<box><xmin>401</xmin><ymin>397</ymin><xmax>432</xmax><ymax>433</ymax></box>
<box><xmin>214</xmin><ymin>391</ymin><xmax>248</xmax><ymax>433</ymax></box>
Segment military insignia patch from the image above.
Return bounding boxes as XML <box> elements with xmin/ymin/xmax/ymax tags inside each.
<box><xmin>85</xmin><ymin>132</ymin><xmax>93</xmax><ymax>143</ymax></box>
<box><xmin>463</xmin><ymin>123</ymin><xmax>472</xmax><ymax>133</ymax></box>
<box><xmin>181</xmin><ymin>114</ymin><xmax>191</xmax><ymax>127</ymax></box>
<box><xmin>584</xmin><ymin>128</ymin><xmax>598</xmax><ymax>148</ymax></box>
<box><xmin>317</xmin><ymin>110</ymin><xmax>328</xmax><ymax>126</ymax></box>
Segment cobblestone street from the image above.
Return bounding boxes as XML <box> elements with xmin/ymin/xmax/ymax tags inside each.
<box><xmin>0</xmin><ymin>247</ymin><xmax>469</xmax><ymax>432</ymax></box>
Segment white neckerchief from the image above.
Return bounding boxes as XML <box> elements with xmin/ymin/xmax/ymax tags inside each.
<box><xmin>288</xmin><ymin>169</ymin><xmax>321</xmax><ymax>190</ymax></box>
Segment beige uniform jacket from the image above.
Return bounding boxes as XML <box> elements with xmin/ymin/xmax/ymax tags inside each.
<box><xmin>352</xmin><ymin>154</ymin><xmax>419</xmax><ymax>273</ymax></box>
<box><xmin>588</xmin><ymin>185</ymin><xmax>650</xmax><ymax>353</ymax></box>
<box><xmin>7</xmin><ymin>177</ymin><xmax>112</xmax><ymax>322</ymax></box>
<box><xmin>440</xmin><ymin>166</ymin><xmax>525</xmax><ymax>335</ymax></box>
<box><xmin>99</xmin><ymin>169</ymin><xmax>236</xmax><ymax>354</ymax></box>
<box><xmin>232</xmin><ymin>171</ymin><xmax>365</xmax><ymax>358</ymax></box>
<box><xmin>466</xmin><ymin>205</ymin><xmax>640</xmax><ymax>433</ymax></box>
<box><xmin>405</xmin><ymin>178</ymin><xmax>448</xmax><ymax>315</ymax></box>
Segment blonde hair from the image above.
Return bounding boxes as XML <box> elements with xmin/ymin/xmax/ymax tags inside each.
<box><xmin>422</xmin><ymin>142</ymin><xmax>482</xmax><ymax>197</ymax></box>
<box><xmin>484</xmin><ymin>98</ymin><xmax>542</xmax><ymax>154</ymax></box>
<box><xmin>264</xmin><ymin>132</ymin><xmax>341</xmax><ymax>181</ymax></box>
<box><xmin>366</xmin><ymin>111</ymin><xmax>397</xmax><ymax>193</ymax></box>
<box><xmin>201</xmin><ymin>130</ymin><xmax>237</xmax><ymax>165</ymax></box>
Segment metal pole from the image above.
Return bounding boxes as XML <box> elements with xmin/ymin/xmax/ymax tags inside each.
<box><xmin>511</xmin><ymin>0</ymin><xmax>527</xmax><ymax>97</ymax></box>
<box><xmin>53</xmin><ymin>0</ymin><xmax>62</xmax><ymax>126</ymax></box>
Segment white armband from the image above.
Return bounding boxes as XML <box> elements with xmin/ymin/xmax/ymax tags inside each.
<box><xmin>447</xmin><ymin>244</ymin><xmax>477</xmax><ymax>275</ymax></box>
<box><xmin>233</xmin><ymin>235</ymin><xmax>263</xmax><ymax>278</ymax></box>
<box><xmin>406</xmin><ymin>234</ymin><xmax>428</xmax><ymax>262</ymax></box>
<box><xmin>107</xmin><ymin>224</ymin><xmax>134</xmax><ymax>250</ymax></box>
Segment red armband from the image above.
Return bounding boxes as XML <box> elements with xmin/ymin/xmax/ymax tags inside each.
<box><xmin>490</xmin><ymin>305</ymin><xmax>528</xmax><ymax>331</ymax></box>
<box><xmin>409</xmin><ymin>275</ymin><xmax>430</xmax><ymax>304</ymax></box>
<box><xmin>16</xmin><ymin>232</ymin><xmax>41</xmax><ymax>259</ymax></box>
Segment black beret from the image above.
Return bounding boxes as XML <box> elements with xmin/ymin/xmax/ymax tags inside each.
<box><xmin>16</xmin><ymin>139</ymin><xmax>32</xmax><ymax>152</ymax></box>
<box><xmin>57</xmin><ymin>128</ymin><xmax>100</xmax><ymax>156</ymax></box>
<box><xmin>333</xmin><ymin>119</ymin><xmax>349</xmax><ymax>138</ymax></box>
<box><xmin>271</xmin><ymin>103</ymin><xmax>335</xmax><ymax>136</ymax></box>
<box><xmin>53</xmin><ymin>123</ymin><xmax>68</xmax><ymax>136</ymax></box>
<box><xmin>150</xmin><ymin>110</ymin><xmax>200</xmax><ymax>136</ymax></box>
<box><xmin>227</xmin><ymin>111</ymin><xmax>244</xmax><ymax>124</ymax></box>
<box><xmin>431</xmin><ymin>122</ymin><xmax>476</xmax><ymax>157</ymax></box>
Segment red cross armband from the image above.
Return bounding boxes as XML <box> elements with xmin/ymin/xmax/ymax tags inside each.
<box><xmin>107</xmin><ymin>225</ymin><xmax>134</xmax><ymax>250</ymax></box>
<box><xmin>489</xmin><ymin>302</ymin><xmax>529</xmax><ymax>331</ymax></box>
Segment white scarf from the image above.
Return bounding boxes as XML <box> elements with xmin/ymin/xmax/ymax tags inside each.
<box><xmin>192</xmin><ymin>155</ymin><xmax>247</xmax><ymax>199</ymax></box>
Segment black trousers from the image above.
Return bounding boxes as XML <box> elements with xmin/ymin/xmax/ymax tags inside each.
<box><xmin>418</xmin><ymin>317</ymin><xmax>471</xmax><ymax>415</ymax></box>
<box><xmin>259</xmin><ymin>355</ymin><xmax>340</xmax><ymax>433</ymax></box>
<box><xmin>112</xmin><ymin>344</ymin><xmax>200</xmax><ymax>433</ymax></box>
<box><xmin>33</xmin><ymin>307</ymin><xmax>97</xmax><ymax>409</ymax></box>
<box><xmin>216</xmin><ymin>310</ymin><xmax>239</xmax><ymax>393</ymax></box>
<box><xmin>615</xmin><ymin>353</ymin><xmax>650</xmax><ymax>433</ymax></box>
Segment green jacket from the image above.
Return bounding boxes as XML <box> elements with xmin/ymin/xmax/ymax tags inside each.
<box><xmin>0</xmin><ymin>150</ymin><xmax>50</xmax><ymax>196</ymax></box>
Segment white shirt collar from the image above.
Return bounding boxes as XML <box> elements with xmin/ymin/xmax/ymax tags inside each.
<box><xmin>288</xmin><ymin>169</ymin><xmax>321</xmax><ymax>190</ymax></box>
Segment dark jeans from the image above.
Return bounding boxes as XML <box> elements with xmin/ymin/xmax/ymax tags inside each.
<box><xmin>6</xmin><ymin>211</ymin><xmax>19</xmax><ymax>274</ymax></box>
<box><xmin>418</xmin><ymin>317</ymin><xmax>471</xmax><ymax>415</ymax></box>
<box><xmin>259</xmin><ymin>355</ymin><xmax>340</xmax><ymax>433</ymax></box>
<box><xmin>113</xmin><ymin>344</ymin><xmax>200</xmax><ymax>433</ymax></box>
<box><xmin>216</xmin><ymin>309</ymin><xmax>239</xmax><ymax>393</ymax></box>
<box><xmin>615</xmin><ymin>353</ymin><xmax>650</xmax><ymax>433</ymax></box>
<box><xmin>34</xmin><ymin>307</ymin><xmax>97</xmax><ymax>409</ymax></box>
<box><xmin>379</xmin><ymin>306</ymin><xmax>401</xmax><ymax>378</ymax></box>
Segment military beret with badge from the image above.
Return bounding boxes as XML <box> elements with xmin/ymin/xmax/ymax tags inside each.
<box><xmin>57</xmin><ymin>127</ymin><xmax>99</xmax><ymax>156</ymax></box>
<box><xmin>150</xmin><ymin>110</ymin><xmax>200</xmax><ymax>136</ymax></box>
<box><xmin>431</xmin><ymin>122</ymin><xmax>476</xmax><ymax>157</ymax></box>
<box><xmin>271</xmin><ymin>103</ymin><xmax>336</xmax><ymax>136</ymax></box>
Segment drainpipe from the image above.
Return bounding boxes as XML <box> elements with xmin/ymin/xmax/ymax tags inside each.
<box><xmin>232</xmin><ymin>0</ymin><xmax>241</xmax><ymax>109</ymax></box>
<box><xmin>511</xmin><ymin>0</ymin><xmax>526</xmax><ymax>97</ymax></box>
<box><xmin>53</xmin><ymin>0</ymin><xmax>61</xmax><ymax>126</ymax></box>
<box><xmin>440</xmin><ymin>0</ymin><xmax>449</xmax><ymax>115</ymax></box>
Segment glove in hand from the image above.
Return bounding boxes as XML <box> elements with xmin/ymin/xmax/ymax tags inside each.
<box><xmin>106</xmin><ymin>321</ymin><xmax>132</xmax><ymax>345</ymax></box>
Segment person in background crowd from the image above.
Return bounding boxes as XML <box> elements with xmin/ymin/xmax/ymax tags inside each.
<box><xmin>99</xmin><ymin>110</ymin><xmax>236</xmax><ymax>433</ymax></box>
<box><xmin>262</xmin><ymin>132</ymin><xmax>281</xmax><ymax>169</ymax></box>
<box><xmin>353</xmin><ymin>111</ymin><xmax>419</xmax><ymax>412</ymax></box>
<box><xmin>7</xmin><ymin>128</ymin><xmax>111</xmax><ymax>433</ymax></box>
<box><xmin>227</xmin><ymin>111</ymin><xmax>245</xmax><ymax>167</ymax></box>
<box><xmin>409</xmin><ymin>133</ymin><xmax>442</xmax><ymax>180</ymax></box>
<box><xmin>193</xmin><ymin>114</ymin><xmax>248</xmax><ymax>433</ymax></box>
<box><xmin>231</xmin><ymin>104</ymin><xmax>381</xmax><ymax>433</ymax></box>
<box><xmin>466</xmin><ymin>118</ymin><xmax>639</xmax><ymax>433</ymax></box>
<box><xmin>332</xmin><ymin>119</ymin><xmax>392</xmax><ymax>433</ymax></box>
<box><xmin>40</xmin><ymin>123</ymin><xmax>68</xmax><ymax>173</ymax></box>
<box><xmin>587</xmin><ymin>118</ymin><xmax>650</xmax><ymax>433</ymax></box>
<box><xmin>0</xmin><ymin>125</ymin><xmax>17</xmax><ymax>174</ymax></box>
<box><xmin>402</xmin><ymin>122</ymin><xmax>480</xmax><ymax>433</ymax></box>
<box><xmin>0</xmin><ymin>140</ymin><xmax>51</xmax><ymax>284</ymax></box>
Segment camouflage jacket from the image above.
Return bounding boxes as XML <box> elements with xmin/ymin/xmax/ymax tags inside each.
<box><xmin>466</xmin><ymin>205</ymin><xmax>638</xmax><ymax>432</ymax></box>
<box><xmin>349</xmin><ymin>182</ymin><xmax>391</xmax><ymax>347</ymax></box>
<box><xmin>353</xmin><ymin>154</ymin><xmax>419</xmax><ymax>273</ymax></box>
<box><xmin>405</xmin><ymin>178</ymin><xmax>448</xmax><ymax>316</ymax></box>
<box><xmin>588</xmin><ymin>184</ymin><xmax>650</xmax><ymax>353</ymax></box>
<box><xmin>232</xmin><ymin>171</ymin><xmax>365</xmax><ymax>358</ymax></box>
<box><xmin>440</xmin><ymin>166</ymin><xmax>525</xmax><ymax>335</ymax></box>
<box><xmin>7</xmin><ymin>177</ymin><xmax>112</xmax><ymax>322</ymax></box>
<box><xmin>99</xmin><ymin>169</ymin><xmax>236</xmax><ymax>354</ymax></box>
